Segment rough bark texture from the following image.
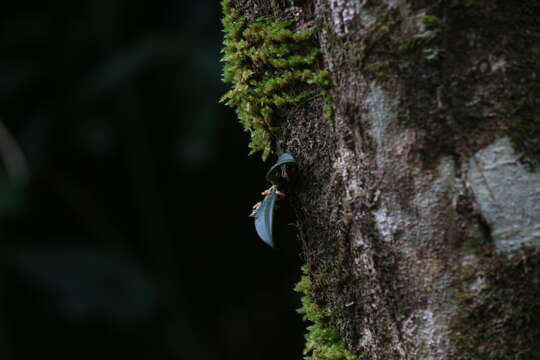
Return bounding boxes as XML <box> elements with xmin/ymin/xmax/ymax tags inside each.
<box><xmin>232</xmin><ymin>1</ymin><xmax>540</xmax><ymax>359</ymax></box>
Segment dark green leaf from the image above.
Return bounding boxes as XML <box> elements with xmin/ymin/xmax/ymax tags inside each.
<box><xmin>254</xmin><ymin>187</ymin><xmax>278</xmax><ymax>247</ymax></box>
<box><xmin>265</xmin><ymin>152</ymin><xmax>297</xmax><ymax>184</ymax></box>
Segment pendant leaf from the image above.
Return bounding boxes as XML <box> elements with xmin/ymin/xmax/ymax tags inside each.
<box><xmin>265</xmin><ymin>152</ymin><xmax>297</xmax><ymax>184</ymax></box>
<box><xmin>254</xmin><ymin>187</ymin><xmax>278</xmax><ymax>247</ymax></box>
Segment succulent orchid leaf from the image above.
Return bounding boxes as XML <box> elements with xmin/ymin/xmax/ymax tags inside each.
<box><xmin>265</xmin><ymin>152</ymin><xmax>297</xmax><ymax>184</ymax></box>
<box><xmin>254</xmin><ymin>187</ymin><xmax>278</xmax><ymax>247</ymax></box>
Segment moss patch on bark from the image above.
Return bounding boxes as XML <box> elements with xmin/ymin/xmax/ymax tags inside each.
<box><xmin>220</xmin><ymin>0</ymin><xmax>330</xmax><ymax>160</ymax></box>
<box><xmin>295</xmin><ymin>265</ymin><xmax>358</xmax><ymax>360</ymax></box>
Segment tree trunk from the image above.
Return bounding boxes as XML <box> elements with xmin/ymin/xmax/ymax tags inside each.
<box><xmin>229</xmin><ymin>1</ymin><xmax>540</xmax><ymax>359</ymax></box>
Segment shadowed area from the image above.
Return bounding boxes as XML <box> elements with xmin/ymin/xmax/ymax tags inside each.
<box><xmin>0</xmin><ymin>1</ymin><xmax>303</xmax><ymax>359</ymax></box>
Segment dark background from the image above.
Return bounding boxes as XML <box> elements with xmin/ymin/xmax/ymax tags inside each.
<box><xmin>0</xmin><ymin>1</ymin><xmax>305</xmax><ymax>359</ymax></box>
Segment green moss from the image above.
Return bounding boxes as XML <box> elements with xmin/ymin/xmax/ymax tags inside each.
<box><xmin>418</xmin><ymin>14</ymin><xmax>440</xmax><ymax>27</ymax></box>
<box><xmin>353</xmin><ymin>9</ymin><xmax>443</xmax><ymax>83</ymax></box>
<box><xmin>295</xmin><ymin>265</ymin><xmax>358</xmax><ymax>360</ymax></box>
<box><xmin>354</xmin><ymin>11</ymin><xmax>400</xmax><ymax>78</ymax></box>
<box><xmin>450</xmin><ymin>248</ymin><xmax>540</xmax><ymax>360</ymax></box>
<box><xmin>402</xmin><ymin>14</ymin><xmax>442</xmax><ymax>62</ymax></box>
<box><xmin>362</xmin><ymin>60</ymin><xmax>393</xmax><ymax>81</ymax></box>
<box><xmin>220</xmin><ymin>0</ymin><xmax>331</xmax><ymax>160</ymax></box>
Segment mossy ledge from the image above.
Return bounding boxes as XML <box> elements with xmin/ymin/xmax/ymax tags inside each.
<box><xmin>220</xmin><ymin>0</ymin><xmax>331</xmax><ymax>160</ymax></box>
<box><xmin>295</xmin><ymin>265</ymin><xmax>358</xmax><ymax>360</ymax></box>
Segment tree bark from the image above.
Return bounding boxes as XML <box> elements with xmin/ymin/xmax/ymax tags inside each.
<box><xmin>232</xmin><ymin>1</ymin><xmax>540</xmax><ymax>359</ymax></box>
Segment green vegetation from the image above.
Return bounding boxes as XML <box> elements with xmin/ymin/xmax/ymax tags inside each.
<box><xmin>295</xmin><ymin>265</ymin><xmax>358</xmax><ymax>360</ymax></box>
<box><xmin>220</xmin><ymin>0</ymin><xmax>330</xmax><ymax>160</ymax></box>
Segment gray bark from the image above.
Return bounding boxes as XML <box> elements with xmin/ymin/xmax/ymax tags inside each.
<box><xmin>234</xmin><ymin>1</ymin><xmax>540</xmax><ymax>359</ymax></box>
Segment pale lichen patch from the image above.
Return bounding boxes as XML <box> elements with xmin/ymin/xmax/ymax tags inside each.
<box><xmin>367</xmin><ymin>80</ymin><xmax>458</xmax><ymax>358</ymax></box>
<box><xmin>468</xmin><ymin>136</ymin><xmax>540</xmax><ymax>254</ymax></box>
<box><xmin>489</xmin><ymin>54</ymin><xmax>506</xmax><ymax>72</ymax></box>
<box><xmin>330</xmin><ymin>0</ymin><xmax>362</xmax><ymax>36</ymax></box>
<box><xmin>365</xmin><ymin>81</ymin><xmax>400</xmax><ymax>171</ymax></box>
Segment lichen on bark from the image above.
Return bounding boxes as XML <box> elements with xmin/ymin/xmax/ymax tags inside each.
<box><xmin>468</xmin><ymin>137</ymin><xmax>540</xmax><ymax>253</ymax></box>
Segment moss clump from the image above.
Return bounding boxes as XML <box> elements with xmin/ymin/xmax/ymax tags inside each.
<box><xmin>295</xmin><ymin>265</ymin><xmax>358</xmax><ymax>360</ymax></box>
<box><xmin>450</xmin><ymin>248</ymin><xmax>540</xmax><ymax>360</ymax></box>
<box><xmin>220</xmin><ymin>0</ymin><xmax>331</xmax><ymax>160</ymax></box>
<box><xmin>354</xmin><ymin>11</ymin><xmax>400</xmax><ymax>79</ymax></box>
<box><xmin>353</xmin><ymin>9</ymin><xmax>442</xmax><ymax>83</ymax></box>
<box><xmin>400</xmin><ymin>13</ymin><xmax>442</xmax><ymax>63</ymax></box>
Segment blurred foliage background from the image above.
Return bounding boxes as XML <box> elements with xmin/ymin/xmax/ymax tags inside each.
<box><xmin>0</xmin><ymin>1</ymin><xmax>304</xmax><ymax>359</ymax></box>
